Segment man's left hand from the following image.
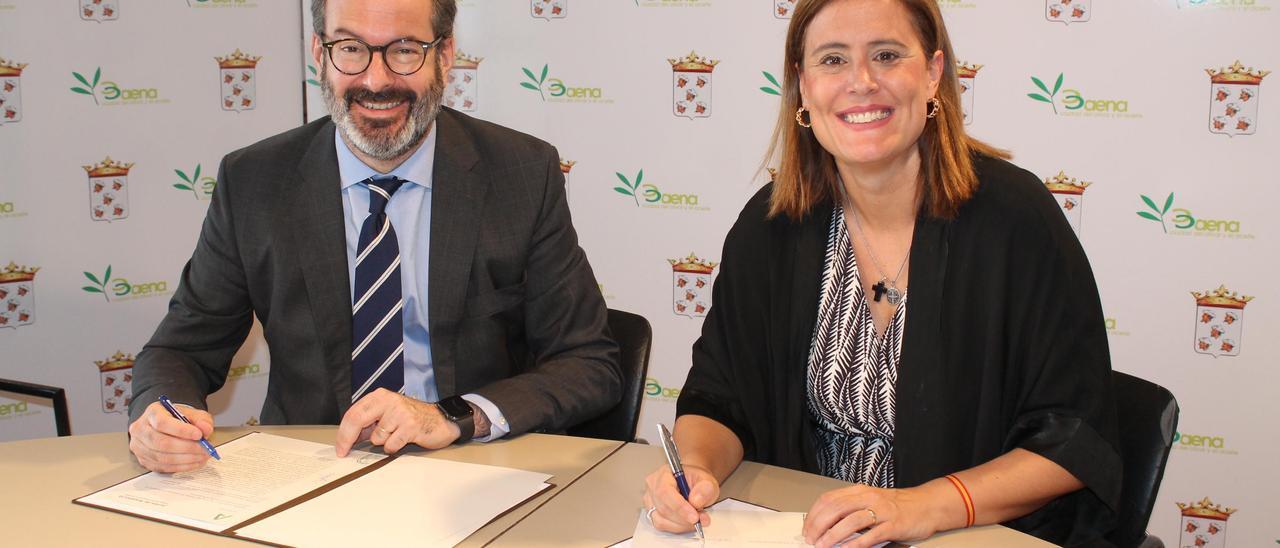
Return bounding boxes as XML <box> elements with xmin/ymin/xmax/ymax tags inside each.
<box><xmin>335</xmin><ymin>389</ymin><xmax>460</xmax><ymax>457</ymax></box>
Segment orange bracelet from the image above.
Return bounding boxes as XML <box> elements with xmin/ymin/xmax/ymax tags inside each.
<box><xmin>944</xmin><ymin>474</ymin><xmax>976</xmax><ymax>528</ymax></box>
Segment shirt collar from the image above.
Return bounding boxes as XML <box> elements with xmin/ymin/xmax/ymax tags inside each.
<box><xmin>334</xmin><ymin>122</ymin><xmax>437</xmax><ymax>191</ymax></box>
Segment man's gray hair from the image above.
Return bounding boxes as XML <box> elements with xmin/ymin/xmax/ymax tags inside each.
<box><xmin>311</xmin><ymin>0</ymin><xmax>456</xmax><ymax>41</ymax></box>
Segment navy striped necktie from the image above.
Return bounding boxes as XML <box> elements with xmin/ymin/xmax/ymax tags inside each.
<box><xmin>351</xmin><ymin>175</ymin><xmax>406</xmax><ymax>403</ymax></box>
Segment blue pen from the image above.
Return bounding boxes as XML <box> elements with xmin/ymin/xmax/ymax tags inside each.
<box><xmin>658</xmin><ymin>423</ymin><xmax>704</xmax><ymax>540</ymax></box>
<box><xmin>158</xmin><ymin>395</ymin><xmax>221</xmax><ymax>461</ymax></box>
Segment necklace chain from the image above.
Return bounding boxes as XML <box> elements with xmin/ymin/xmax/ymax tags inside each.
<box><xmin>848</xmin><ymin>206</ymin><xmax>909</xmax><ymax>289</ymax></box>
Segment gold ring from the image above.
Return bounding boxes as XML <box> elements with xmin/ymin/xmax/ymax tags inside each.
<box><xmin>865</xmin><ymin>507</ymin><xmax>878</xmax><ymax>524</ymax></box>
<box><xmin>377</xmin><ymin>426</ymin><xmax>392</xmax><ymax>435</ymax></box>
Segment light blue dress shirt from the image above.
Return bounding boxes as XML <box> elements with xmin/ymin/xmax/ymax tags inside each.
<box><xmin>336</xmin><ymin>127</ymin><xmax>509</xmax><ymax>441</ymax></box>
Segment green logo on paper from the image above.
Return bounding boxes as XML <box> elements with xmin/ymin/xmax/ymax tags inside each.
<box><xmin>306</xmin><ymin>64</ymin><xmax>320</xmax><ymax>87</ymax></box>
<box><xmin>173</xmin><ymin>164</ymin><xmax>217</xmax><ymax>200</ymax></box>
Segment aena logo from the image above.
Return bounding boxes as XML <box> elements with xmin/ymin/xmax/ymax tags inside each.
<box><xmin>82</xmin><ymin>265</ymin><xmax>168</xmax><ymax>301</ymax></box>
<box><xmin>613</xmin><ymin>169</ymin><xmax>700</xmax><ymax>208</ymax></box>
<box><xmin>1027</xmin><ymin>73</ymin><xmax>1130</xmax><ymax>114</ymax></box>
<box><xmin>519</xmin><ymin>64</ymin><xmax>604</xmax><ymax>101</ymax></box>
<box><xmin>70</xmin><ymin>67</ymin><xmax>161</xmax><ymax>105</ymax></box>
<box><xmin>173</xmin><ymin>164</ymin><xmax>217</xmax><ymax>200</ymax></box>
<box><xmin>644</xmin><ymin>377</ymin><xmax>681</xmax><ymax>399</ymax></box>
<box><xmin>1136</xmin><ymin>193</ymin><xmax>1243</xmax><ymax>235</ymax></box>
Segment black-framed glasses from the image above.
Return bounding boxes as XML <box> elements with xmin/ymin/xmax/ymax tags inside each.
<box><xmin>321</xmin><ymin>36</ymin><xmax>445</xmax><ymax>76</ymax></box>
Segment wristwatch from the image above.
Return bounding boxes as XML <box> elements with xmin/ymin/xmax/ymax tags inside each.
<box><xmin>436</xmin><ymin>395</ymin><xmax>475</xmax><ymax>442</ymax></box>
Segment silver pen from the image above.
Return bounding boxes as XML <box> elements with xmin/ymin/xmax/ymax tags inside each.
<box><xmin>658</xmin><ymin>423</ymin><xmax>705</xmax><ymax>540</ymax></box>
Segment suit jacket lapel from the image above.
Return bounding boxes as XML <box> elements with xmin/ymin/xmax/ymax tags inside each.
<box><xmin>293</xmin><ymin>121</ymin><xmax>356</xmax><ymax>417</ymax></box>
<box><xmin>785</xmin><ymin>206</ymin><xmax>830</xmax><ymax>473</ymax></box>
<box><xmin>894</xmin><ymin>214</ymin><xmax>948</xmax><ymax>486</ymax></box>
<box><xmin>428</xmin><ymin>109</ymin><xmax>486</xmax><ymax>398</ymax></box>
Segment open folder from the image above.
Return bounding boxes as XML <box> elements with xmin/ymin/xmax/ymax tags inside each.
<box><xmin>74</xmin><ymin>432</ymin><xmax>552</xmax><ymax>546</ymax></box>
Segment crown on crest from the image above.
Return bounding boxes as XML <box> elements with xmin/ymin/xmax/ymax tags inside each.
<box><xmin>1043</xmin><ymin>171</ymin><xmax>1091</xmax><ymax>195</ymax></box>
<box><xmin>95</xmin><ymin>351</ymin><xmax>136</xmax><ymax>372</ymax></box>
<box><xmin>1206</xmin><ymin>61</ymin><xmax>1269</xmax><ymax>85</ymax></box>
<box><xmin>453</xmin><ymin>51</ymin><xmax>484</xmax><ymax>69</ymax></box>
<box><xmin>82</xmin><ymin>157</ymin><xmax>134</xmax><ymax>178</ymax></box>
<box><xmin>669</xmin><ymin>253</ymin><xmax>718</xmax><ymax>274</ymax></box>
<box><xmin>216</xmin><ymin>49</ymin><xmax>262</xmax><ymax>70</ymax></box>
<box><xmin>1177</xmin><ymin>497</ymin><xmax>1236</xmax><ymax>521</ymax></box>
<box><xmin>669</xmin><ymin>52</ymin><xmax>719</xmax><ymax>73</ymax></box>
<box><xmin>0</xmin><ymin>58</ymin><xmax>28</xmax><ymax>77</ymax></box>
<box><xmin>0</xmin><ymin>262</ymin><xmax>39</xmax><ymax>283</ymax></box>
<box><xmin>955</xmin><ymin>61</ymin><xmax>983</xmax><ymax>78</ymax></box>
<box><xmin>1191</xmin><ymin>285</ymin><xmax>1252</xmax><ymax>309</ymax></box>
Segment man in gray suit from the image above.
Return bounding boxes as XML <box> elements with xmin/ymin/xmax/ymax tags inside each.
<box><xmin>127</xmin><ymin>0</ymin><xmax>621</xmax><ymax>472</ymax></box>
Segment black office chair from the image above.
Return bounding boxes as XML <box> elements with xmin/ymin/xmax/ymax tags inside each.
<box><xmin>1106</xmin><ymin>371</ymin><xmax>1179</xmax><ymax>548</ymax></box>
<box><xmin>567</xmin><ymin>308</ymin><xmax>652</xmax><ymax>442</ymax></box>
<box><xmin>0</xmin><ymin>378</ymin><xmax>72</xmax><ymax>437</ymax></box>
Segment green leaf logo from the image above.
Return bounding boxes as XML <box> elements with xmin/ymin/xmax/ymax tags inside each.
<box><xmin>520</xmin><ymin>64</ymin><xmax>549</xmax><ymax>100</ymax></box>
<box><xmin>305</xmin><ymin>64</ymin><xmax>320</xmax><ymax>87</ymax></box>
<box><xmin>759</xmin><ymin>71</ymin><xmax>782</xmax><ymax>96</ymax></box>
<box><xmin>1136</xmin><ymin>192</ymin><xmax>1175</xmax><ymax>234</ymax></box>
<box><xmin>613</xmin><ymin>169</ymin><xmax>644</xmax><ymax>207</ymax></box>
<box><xmin>82</xmin><ymin>265</ymin><xmax>112</xmax><ymax>301</ymax></box>
<box><xmin>1027</xmin><ymin>72</ymin><xmax>1064</xmax><ymax>114</ymax></box>
<box><xmin>174</xmin><ymin>164</ymin><xmax>216</xmax><ymax>199</ymax></box>
<box><xmin>70</xmin><ymin>67</ymin><xmax>103</xmax><ymax>105</ymax></box>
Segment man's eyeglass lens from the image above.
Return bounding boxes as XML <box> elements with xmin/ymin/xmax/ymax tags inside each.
<box><xmin>328</xmin><ymin>39</ymin><xmax>433</xmax><ymax>76</ymax></box>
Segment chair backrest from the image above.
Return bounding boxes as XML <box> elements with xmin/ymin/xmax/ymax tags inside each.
<box><xmin>1106</xmin><ymin>370</ymin><xmax>1179</xmax><ymax>548</ymax></box>
<box><xmin>0</xmin><ymin>378</ymin><xmax>71</xmax><ymax>437</ymax></box>
<box><xmin>567</xmin><ymin>308</ymin><xmax>652</xmax><ymax>442</ymax></box>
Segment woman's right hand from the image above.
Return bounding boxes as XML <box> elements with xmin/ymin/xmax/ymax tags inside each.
<box><xmin>642</xmin><ymin>463</ymin><xmax>721</xmax><ymax>533</ymax></box>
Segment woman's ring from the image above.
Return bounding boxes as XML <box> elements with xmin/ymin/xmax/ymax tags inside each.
<box><xmin>865</xmin><ymin>507</ymin><xmax>878</xmax><ymax>525</ymax></box>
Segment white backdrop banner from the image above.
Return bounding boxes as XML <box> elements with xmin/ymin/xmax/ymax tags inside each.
<box><xmin>0</xmin><ymin>1</ymin><xmax>1274</xmax><ymax>545</ymax></box>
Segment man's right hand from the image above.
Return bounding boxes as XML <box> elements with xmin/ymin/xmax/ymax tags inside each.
<box><xmin>642</xmin><ymin>463</ymin><xmax>721</xmax><ymax>533</ymax></box>
<box><xmin>127</xmin><ymin>401</ymin><xmax>215</xmax><ymax>473</ymax></box>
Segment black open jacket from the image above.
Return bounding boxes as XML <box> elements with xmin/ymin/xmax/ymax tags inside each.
<box><xmin>677</xmin><ymin>155</ymin><xmax>1120</xmax><ymax>546</ymax></box>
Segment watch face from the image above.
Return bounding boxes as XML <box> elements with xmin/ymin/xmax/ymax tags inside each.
<box><xmin>438</xmin><ymin>396</ymin><xmax>472</xmax><ymax>421</ymax></box>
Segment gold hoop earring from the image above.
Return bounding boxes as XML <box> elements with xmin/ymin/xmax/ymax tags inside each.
<box><xmin>926</xmin><ymin>97</ymin><xmax>941</xmax><ymax>119</ymax></box>
<box><xmin>795</xmin><ymin>106</ymin><xmax>812</xmax><ymax>128</ymax></box>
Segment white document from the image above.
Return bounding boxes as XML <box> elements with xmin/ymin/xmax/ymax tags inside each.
<box><xmin>233</xmin><ymin>454</ymin><xmax>552</xmax><ymax>546</ymax></box>
<box><xmin>626</xmin><ymin>499</ymin><xmax>900</xmax><ymax>548</ymax></box>
<box><xmin>76</xmin><ymin>432</ymin><xmax>385</xmax><ymax>531</ymax></box>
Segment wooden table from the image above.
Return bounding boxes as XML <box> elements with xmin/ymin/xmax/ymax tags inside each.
<box><xmin>1</xmin><ymin>429</ymin><xmax>1056</xmax><ymax>547</ymax></box>
<box><xmin>490</xmin><ymin>443</ymin><xmax>1057</xmax><ymax>547</ymax></box>
<box><xmin>0</xmin><ymin>426</ymin><xmax>622</xmax><ymax>547</ymax></box>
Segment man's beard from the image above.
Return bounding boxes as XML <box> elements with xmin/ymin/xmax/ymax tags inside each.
<box><xmin>321</xmin><ymin>60</ymin><xmax>445</xmax><ymax>161</ymax></box>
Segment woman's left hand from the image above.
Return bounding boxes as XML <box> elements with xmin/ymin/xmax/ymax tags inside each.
<box><xmin>802</xmin><ymin>484</ymin><xmax>943</xmax><ymax>548</ymax></box>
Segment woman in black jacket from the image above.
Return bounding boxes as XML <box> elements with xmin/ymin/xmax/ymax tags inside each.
<box><xmin>641</xmin><ymin>1</ymin><xmax>1120</xmax><ymax>546</ymax></box>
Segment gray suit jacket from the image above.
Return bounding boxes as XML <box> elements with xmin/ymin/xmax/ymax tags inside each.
<box><xmin>129</xmin><ymin>109</ymin><xmax>622</xmax><ymax>434</ymax></box>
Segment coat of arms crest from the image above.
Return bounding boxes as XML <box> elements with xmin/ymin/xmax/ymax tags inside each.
<box><xmin>669</xmin><ymin>253</ymin><xmax>718</xmax><ymax>318</ymax></box>
<box><xmin>1192</xmin><ymin>285</ymin><xmax>1251</xmax><ymax>358</ymax></box>
<box><xmin>1207</xmin><ymin>61</ymin><xmax>1268</xmax><ymax>137</ymax></box>
<box><xmin>216</xmin><ymin>49</ymin><xmax>262</xmax><ymax>112</ymax></box>
<box><xmin>83</xmin><ymin>157</ymin><xmax>132</xmax><ymax>222</ymax></box>
<box><xmin>670</xmin><ymin>52</ymin><xmax>719</xmax><ymax>120</ymax></box>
